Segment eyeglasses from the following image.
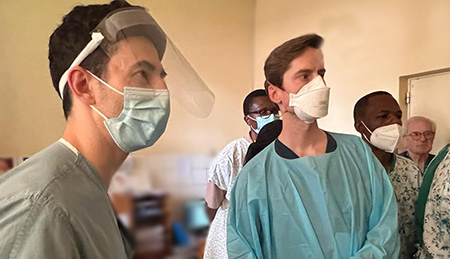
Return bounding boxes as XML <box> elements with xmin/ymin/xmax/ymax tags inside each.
<box><xmin>248</xmin><ymin>109</ymin><xmax>281</xmax><ymax>119</ymax></box>
<box><xmin>407</xmin><ymin>131</ymin><xmax>435</xmax><ymax>141</ymax></box>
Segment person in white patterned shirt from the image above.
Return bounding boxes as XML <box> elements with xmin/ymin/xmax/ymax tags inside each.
<box><xmin>354</xmin><ymin>91</ymin><xmax>422</xmax><ymax>258</ymax></box>
<box><xmin>203</xmin><ymin>89</ymin><xmax>279</xmax><ymax>259</ymax></box>
<box><xmin>416</xmin><ymin>143</ymin><xmax>450</xmax><ymax>258</ymax></box>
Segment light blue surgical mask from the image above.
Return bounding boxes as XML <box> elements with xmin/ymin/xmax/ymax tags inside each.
<box><xmin>247</xmin><ymin>114</ymin><xmax>278</xmax><ymax>134</ymax></box>
<box><xmin>88</xmin><ymin>71</ymin><xmax>170</xmax><ymax>153</ymax></box>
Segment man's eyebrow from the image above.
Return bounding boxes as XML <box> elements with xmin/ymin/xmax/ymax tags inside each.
<box><xmin>293</xmin><ymin>69</ymin><xmax>313</xmax><ymax>76</ymax></box>
<box><xmin>130</xmin><ymin>60</ymin><xmax>156</xmax><ymax>72</ymax></box>
<box><xmin>378</xmin><ymin>109</ymin><xmax>403</xmax><ymax>114</ymax></box>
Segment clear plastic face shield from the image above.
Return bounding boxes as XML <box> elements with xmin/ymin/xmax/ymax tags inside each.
<box><xmin>58</xmin><ymin>7</ymin><xmax>215</xmax><ymax>118</ymax></box>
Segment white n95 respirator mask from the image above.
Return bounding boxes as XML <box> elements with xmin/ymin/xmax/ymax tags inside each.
<box><xmin>361</xmin><ymin>121</ymin><xmax>402</xmax><ymax>153</ymax></box>
<box><xmin>88</xmin><ymin>71</ymin><xmax>170</xmax><ymax>153</ymax></box>
<box><xmin>288</xmin><ymin>75</ymin><xmax>330</xmax><ymax>123</ymax></box>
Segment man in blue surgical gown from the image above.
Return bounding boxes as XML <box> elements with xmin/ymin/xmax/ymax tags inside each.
<box><xmin>227</xmin><ymin>34</ymin><xmax>400</xmax><ymax>258</ymax></box>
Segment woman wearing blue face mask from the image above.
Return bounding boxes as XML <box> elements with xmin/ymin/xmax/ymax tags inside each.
<box><xmin>203</xmin><ymin>89</ymin><xmax>279</xmax><ymax>259</ymax></box>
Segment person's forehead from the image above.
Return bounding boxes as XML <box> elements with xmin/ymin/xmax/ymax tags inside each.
<box><xmin>366</xmin><ymin>95</ymin><xmax>400</xmax><ymax>114</ymax></box>
<box><xmin>288</xmin><ymin>47</ymin><xmax>324</xmax><ymax>69</ymax></box>
<box><xmin>108</xmin><ymin>36</ymin><xmax>162</xmax><ymax>72</ymax></box>
<box><xmin>250</xmin><ymin>96</ymin><xmax>273</xmax><ymax>107</ymax></box>
<box><xmin>409</xmin><ymin>119</ymin><xmax>432</xmax><ymax>131</ymax></box>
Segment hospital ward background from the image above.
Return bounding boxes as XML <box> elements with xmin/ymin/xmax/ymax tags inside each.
<box><xmin>1</xmin><ymin>0</ymin><xmax>450</xmax><ymax>258</ymax></box>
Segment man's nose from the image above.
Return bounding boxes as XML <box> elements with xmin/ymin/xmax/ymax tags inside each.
<box><xmin>418</xmin><ymin>133</ymin><xmax>427</xmax><ymax>141</ymax></box>
<box><xmin>153</xmin><ymin>77</ymin><xmax>168</xmax><ymax>90</ymax></box>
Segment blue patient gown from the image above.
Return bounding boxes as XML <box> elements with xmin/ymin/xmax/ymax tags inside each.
<box><xmin>227</xmin><ymin>133</ymin><xmax>399</xmax><ymax>259</ymax></box>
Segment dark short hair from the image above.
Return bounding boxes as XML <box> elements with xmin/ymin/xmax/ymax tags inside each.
<box><xmin>243</xmin><ymin>89</ymin><xmax>268</xmax><ymax>116</ymax></box>
<box><xmin>48</xmin><ymin>0</ymin><xmax>137</xmax><ymax>119</ymax></box>
<box><xmin>264</xmin><ymin>34</ymin><xmax>323</xmax><ymax>92</ymax></box>
<box><xmin>353</xmin><ymin>91</ymin><xmax>393</xmax><ymax>121</ymax></box>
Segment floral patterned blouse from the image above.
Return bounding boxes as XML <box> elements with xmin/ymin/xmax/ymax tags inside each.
<box><xmin>423</xmin><ymin>148</ymin><xmax>450</xmax><ymax>258</ymax></box>
<box><xmin>388</xmin><ymin>154</ymin><xmax>422</xmax><ymax>258</ymax></box>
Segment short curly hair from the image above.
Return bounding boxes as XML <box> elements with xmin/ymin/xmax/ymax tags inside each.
<box><xmin>48</xmin><ymin>0</ymin><xmax>137</xmax><ymax>119</ymax></box>
<box><xmin>353</xmin><ymin>91</ymin><xmax>392</xmax><ymax>121</ymax></box>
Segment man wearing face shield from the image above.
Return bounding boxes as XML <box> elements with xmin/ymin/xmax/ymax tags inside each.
<box><xmin>354</xmin><ymin>91</ymin><xmax>421</xmax><ymax>258</ymax></box>
<box><xmin>227</xmin><ymin>34</ymin><xmax>399</xmax><ymax>258</ymax></box>
<box><xmin>0</xmin><ymin>1</ymin><xmax>214</xmax><ymax>258</ymax></box>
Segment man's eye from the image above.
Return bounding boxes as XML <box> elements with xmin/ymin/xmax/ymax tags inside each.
<box><xmin>138</xmin><ymin>71</ymin><xmax>148</xmax><ymax>79</ymax></box>
<box><xmin>130</xmin><ymin>70</ymin><xmax>152</xmax><ymax>87</ymax></box>
<box><xmin>296</xmin><ymin>74</ymin><xmax>309</xmax><ymax>81</ymax></box>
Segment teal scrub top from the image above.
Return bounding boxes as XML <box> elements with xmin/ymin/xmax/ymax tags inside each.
<box><xmin>227</xmin><ymin>132</ymin><xmax>399</xmax><ymax>259</ymax></box>
<box><xmin>0</xmin><ymin>142</ymin><xmax>132</xmax><ymax>259</ymax></box>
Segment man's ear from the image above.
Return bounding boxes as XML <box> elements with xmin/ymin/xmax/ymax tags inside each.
<box><xmin>66</xmin><ymin>66</ymin><xmax>95</xmax><ymax>105</ymax></box>
<box><xmin>354</xmin><ymin>120</ymin><xmax>363</xmax><ymax>134</ymax></box>
<box><xmin>243</xmin><ymin>115</ymin><xmax>251</xmax><ymax>126</ymax></box>
<box><xmin>267</xmin><ymin>83</ymin><xmax>283</xmax><ymax>105</ymax></box>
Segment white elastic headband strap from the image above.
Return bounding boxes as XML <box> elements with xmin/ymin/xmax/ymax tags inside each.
<box><xmin>58</xmin><ymin>32</ymin><xmax>105</xmax><ymax>99</ymax></box>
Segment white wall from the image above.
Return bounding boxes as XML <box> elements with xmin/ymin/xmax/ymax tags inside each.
<box><xmin>135</xmin><ymin>0</ymin><xmax>255</xmax><ymax>155</ymax></box>
<box><xmin>253</xmin><ymin>0</ymin><xmax>450</xmax><ymax>134</ymax></box>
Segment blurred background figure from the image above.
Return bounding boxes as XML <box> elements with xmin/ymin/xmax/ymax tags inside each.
<box><xmin>400</xmin><ymin>116</ymin><xmax>436</xmax><ymax>172</ymax></box>
<box><xmin>0</xmin><ymin>158</ymin><xmax>14</xmax><ymax>176</ymax></box>
<box><xmin>204</xmin><ymin>89</ymin><xmax>279</xmax><ymax>259</ymax></box>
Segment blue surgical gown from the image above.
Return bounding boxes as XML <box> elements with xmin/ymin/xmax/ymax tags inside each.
<box><xmin>227</xmin><ymin>132</ymin><xmax>399</xmax><ymax>258</ymax></box>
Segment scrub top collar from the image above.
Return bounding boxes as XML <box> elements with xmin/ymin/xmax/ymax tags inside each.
<box><xmin>275</xmin><ymin>132</ymin><xmax>337</xmax><ymax>159</ymax></box>
<box><xmin>58</xmin><ymin>138</ymin><xmax>79</xmax><ymax>155</ymax></box>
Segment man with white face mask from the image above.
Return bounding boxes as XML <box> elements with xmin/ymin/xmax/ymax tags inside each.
<box><xmin>354</xmin><ymin>91</ymin><xmax>421</xmax><ymax>259</ymax></box>
<box><xmin>0</xmin><ymin>1</ymin><xmax>214</xmax><ymax>258</ymax></box>
<box><xmin>204</xmin><ymin>89</ymin><xmax>279</xmax><ymax>259</ymax></box>
<box><xmin>227</xmin><ymin>34</ymin><xmax>399</xmax><ymax>258</ymax></box>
